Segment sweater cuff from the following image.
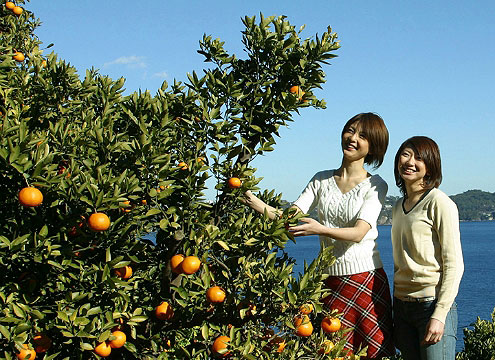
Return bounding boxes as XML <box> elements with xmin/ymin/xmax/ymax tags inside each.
<box><xmin>431</xmin><ymin>305</ymin><xmax>448</xmax><ymax>324</ymax></box>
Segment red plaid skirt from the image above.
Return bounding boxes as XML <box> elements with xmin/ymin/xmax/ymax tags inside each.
<box><xmin>322</xmin><ymin>268</ymin><xmax>395</xmax><ymax>359</ymax></box>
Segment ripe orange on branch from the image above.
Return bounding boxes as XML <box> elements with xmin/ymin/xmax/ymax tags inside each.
<box><xmin>5</xmin><ymin>2</ymin><xmax>15</xmax><ymax>10</ymax></box>
<box><xmin>181</xmin><ymin>255</ymin><xmax>201</xmax><ymax>275</ymax></box>
<box><xmin>212</xmin><ymin>335</ymin><xmax>230</xmax><ymax>357</ymax></box>
<box><xmin>16</xmin><ymin>344</ymin><xmax>36</xmax><ymax>360</ymax></box>
<box><xmin>109</xmin><ymin>330</ymin><xmax>126</xmax><ymax>349</ymax></box>
<box><xmin>289</xmin><ymin>85</ymin><xmax>300</xmax><ymax>94</ymax></box>
<box><xmin>178</xmin><ymin>161</ymin><xmax>188</xmax><ymax>170</ymax></box>
<box><xmin>206</xmin><ymin>286</ymin><xmax>226</xmax><ymax>303</ymax></box>
<box><xmin>88</xmin><ymin>213</ymin><xmax>110</xmax><ymax>231</ymax></box>
<box><xmin>18</xmin><ymin>187</ymin><xmax>43</xmax><ymax>207</ymax></box>
<box><xmin>12</xmin><ymin>5</ymin><xmax>22</xmax><ymax>15</ymax></box>
<box><xmin>299</xmin><ymin>303</ymin><xmax>314</xmax><ymax>315</ymax></box>
<box><xmin>294</xmin><ymin>315</ymin><xmax>313</xmax><ymax>337</ymax></box>
<box><xmin>170</xmin><ymin>254</ymin><xmax>185</xmax><ymax>274</ymax></box>
<box><xmin>115</xmin><ymin>265</ymin><xmax>132</xmax><ymax>279</ymax></box>
<box><xmin>227</xmin><ymin>177</ymin><xmax>241</xmax><ymax>189</ymax></box>
<box><xmin>295</xmin><ymin>321</ymin><xmax>313</xmax><ymax>337</ymax></box>
<box><xmin>94</xmin><ymin>342</ymin><xmax>111</xmax><ymax>357</ymax></box>
<box><xmin>155</xmin><ymin>301</ymin><xmax>174</xmax><ymax>320</ymax></box>
<box><xmin>321</xmin><ymin>316</ymin><xmax>341</xmax><ymax>333</ymax></box>
<box><xmin>13</xmin><ymin>51</ymin><xmax>25</xmax><ymax>62</ymax></box>
<box><xmin>318</xmin><ymin>340</ymin><xmax>335</xmax><ymax>355</ymax></box>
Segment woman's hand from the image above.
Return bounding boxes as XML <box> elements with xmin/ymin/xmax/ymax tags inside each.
<box><xmin>421</xmin><ymin>318</ymin><xmax>445</xmax><ymax>345</ymax></box>
<box><xmin>288</xmin><ymin>217</ymin><xmax>327</xmax><ymax>237</ymax></box>
<box><xmin>239</xmin><ymin>190</ymin><xmax>253</xmax><ymax>206</ymax></box>
<box><xmin>240</xmin><ymin>190</ymin><xmax>280</xmax><ymax>220</ymax></box>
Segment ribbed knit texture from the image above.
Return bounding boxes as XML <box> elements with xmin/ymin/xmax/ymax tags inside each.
<box><xmin>293</xmin><ymin>170</ymin><xmax>387</xmax><ymax>276</ymax></box>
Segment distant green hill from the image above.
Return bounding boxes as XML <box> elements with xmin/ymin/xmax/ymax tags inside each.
<box><xmin>293</xmin><ymin>190</ymin><xmax>495</xmax><ymax>224</ymax></box>
<box><xmin>379</xmin><ymin>190</ymin><xmax>495</xmax><ymax>224</ymax></box>
<box><xmin>451</xmin><ymin>190</ymin><xmax>495</xmax><ymax>221</ymax></box>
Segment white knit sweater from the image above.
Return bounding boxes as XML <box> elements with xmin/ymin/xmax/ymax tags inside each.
<box><xmin>293</xmin><ymin>170</ymin><xmax>387</xmax><ymax>276</ymax></box>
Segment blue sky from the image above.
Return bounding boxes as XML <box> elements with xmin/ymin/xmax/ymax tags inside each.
<box><xmin>28</xmin><ymin>1</ymin><xmax>495</xmax><ymax>201</ymax></box>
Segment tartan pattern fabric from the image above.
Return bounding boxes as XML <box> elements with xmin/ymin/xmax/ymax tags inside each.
<box><xmin>322</xmin><ymin>268</ymin><xmax>395</xmax><ymax>359</ymax></box>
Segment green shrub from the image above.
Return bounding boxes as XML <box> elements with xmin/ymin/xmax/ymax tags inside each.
<box><xmin>456</xmin><ymin>308</ymin><xmax>495</xmax><ymax>360</ymax></box>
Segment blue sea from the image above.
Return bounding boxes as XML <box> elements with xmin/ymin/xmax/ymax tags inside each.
<box><xmin>285</xmin><ymin>221</ymin><xmax>495</xmax><ymax>353</ymax></box>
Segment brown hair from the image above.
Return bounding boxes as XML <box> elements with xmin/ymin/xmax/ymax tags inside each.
<box><xmin>394</xmin><ymin>136</ymin><xmax>442</xmax><ymax>196</ymax></box>
<box><xmin>341</xmin><ymin>113</ymin><xmax>389</xmax><ymax>168</ymax></box>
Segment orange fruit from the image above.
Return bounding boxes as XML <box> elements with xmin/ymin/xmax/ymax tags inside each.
<box><xmin>16</xmin><ymin>344</ymin><xmax>36</xmax><ymax>360</ymax></box>
<box><xmin>5</xmin><ymin>2</ymin><xmax>15</xmax><ymax>10</ymax></box>
<box><xmin>13</xmin><ymin>51</ymin><xmax>25</xmax><ymax>62</ymax></box>
<box><xmin>88</xmin><ymin>213</ymin><xmax>110</xmax><ymax>231</ymax></box>
<box><xmin>33</xmin><ymin>333</ymin><xmax>52</xmax><ymax>353</ymax></box>
<box><xmin>272</xmin><ymin>337</ymin><xmax>286</xmax><ymax>353</ymax></box>
<box><xmin>41</xmin><ymin>59</ymin><xmax>47</xmax><ymax>68</ymax></box>
<box><xmin>206</xmin><ymin>286</ymin><xmax>226</xmax><ymax>303</ymax></box>
<box><xmin>212</xmin><ymin>335</ymin><xmax>230</xmax><ymax>357</ymax></box>
<box><xmin>170</xmin><ymin>254</ymin><xmax>185</xmax><ymax>274</ymax></box>
<box><xmin>115</xmin><ymin>265</ymin><xmax>132</xmax><ymax>279</ymax></box>
<box><xmin>295</xmin><ymin>321</ymin><xmax>313</xmax><ymax>337</ymax></box>
<box><xmin>94</xmin><ymin>342</ymin><xmax>111</xmax><ymax>357</ymax></box>
<box><xmin>121</xmin><ymin>200</ymin><xmax>131</xmax><ymax>213</ymax></box>
<box><xmin>181</xmin><ymin>255</ymin><xmax>201</xmax><ymax>275</ymax></box>
<box><xmin>109</xmin><ymin>330</ymin><xmax>126</xmax><ymax>349</ymax></box>
<box><xmin>141</xmin><ymin>199</ymin><xmax>147</xmax><ymax>205</ymax></box>
<box><xmin>318</xmin><ymin>340</ymin><xmax>335</xmax><ymax>355</ymax></box>
<box><xmin>155</xmin><ymin>301</ymin><xmax>174</xmax><ymax>320</ymax></box>
<box><xmin>293</xmin><ymin>314</ymin><xmax>309</xmax><ymax>327</ymax></box>
<box><xmin>12</xmin><ymin>5</ymin><xmax>22</xmax><ymax>15</ymax></box>
<box><xmin>227</xmin><ymin>177</ymin><xmax>241</xmax><ymax>189</ymax></box>
<box><xmin>178</xmin><ymin>161</ymin><xmax>188</xmax><ymax>170</ymax></box>
<box><xmin>18</xmin><ymin>187</ymin><xmax>43</xmax><ymax>207</ymax></box>
<box><xmin>321</xmin><ymin>316</ymin><xmax>341</xmax><ymax>334</ymax></box>
<box><xmin>299</xmin><ymin>303</ymin><xmax>313</xmax><ymax>315</ymax></box>
<box><xmin>289</xmin><ymin>85</ymin><xmax>300</xmax><ymax>94</ymax></box>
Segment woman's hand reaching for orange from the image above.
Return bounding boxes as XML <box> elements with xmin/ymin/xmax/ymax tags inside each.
<box><xmin>288</xmin><ymin>217</ymin><xmax>327</xmax><ymax>236</ymax></box>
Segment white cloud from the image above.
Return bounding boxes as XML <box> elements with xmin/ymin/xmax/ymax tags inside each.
<box><xmin>104</xmin><ymin>55</ymin><xmax>147</xmax><ymax>68</ymax></box>
<box><xmin>153</xmin><ymin>71</ymin><xmax>168</xmax><ymax>78</ymax></box>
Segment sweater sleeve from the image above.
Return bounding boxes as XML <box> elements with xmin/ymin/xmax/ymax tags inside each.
<box><xmin>431</xmin><ymin>194</ymin><xmax>464</xmax><ymax>323</ymax></box>
<box><xmin>356</xmin><ymin>176</ymin><xmax>388</xmax><ymax>228</ymax></box>
<box><xmin>292</xmin><ymin>172</ymin><xmax>321</xmax><ymax>214</ymax></box>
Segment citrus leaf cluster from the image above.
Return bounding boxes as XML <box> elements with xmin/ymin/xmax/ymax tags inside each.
<box><xmin>0</xmin><ymin>4</ymin><xmax>352</xmax><ymax>359</ymax></box>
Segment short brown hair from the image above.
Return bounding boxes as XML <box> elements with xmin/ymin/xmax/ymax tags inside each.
<box><xmin>394</xmin><ymin>136</ymin><xmax>442</xmax><ymax>196</ymax></box>
<box><xmin>341</xmin><ymin>113</ymin><xmax>389</xmax><ymax>168</ymax></box>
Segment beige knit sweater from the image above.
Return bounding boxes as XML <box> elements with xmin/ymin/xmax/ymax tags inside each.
<box><xmin>391</xmin><ymin>188</ymin><xmax>464</xmax><ymax>323</ymax></box>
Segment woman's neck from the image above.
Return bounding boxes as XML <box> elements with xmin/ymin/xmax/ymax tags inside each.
<box><xmin>337</xmin><ymin>158</ymin><xmax>367</xmax><ymax>179</ymax></box>
<box><xmin>405</xmin><ymin>182</ymin><xmax>428</xmax><ymax>205</ymax></box>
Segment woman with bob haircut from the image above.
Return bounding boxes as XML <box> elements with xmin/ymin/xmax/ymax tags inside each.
<box><xmin>244</xmin><ymin>112</ymin><xmax>395</xmax><ymax>358</ymax></box>
<box><xmin>391</xmin><ymin>136</ymin><xmax>464</xmax><ymax>360</ymax></box>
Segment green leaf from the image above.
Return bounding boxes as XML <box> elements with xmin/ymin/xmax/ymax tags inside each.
<box><xmin>287</xmin><ymin>291</ymin><xmax>297</xmax><ymax>304</ymax></box>
<box><xmin>0</xmin><ymin>325</ymin><xmax>11</xmax><ymax>340</ymax></box>
<box><xmin>57</xmin><ymin>311</ymin><xmax>69</xmax><ymax>322</ymax></box>
<box><xmin>215</xmin><ymin>241</ymin><xmax>230</xmax><ymax>251</ymax></box>
<box><xmin>201</xmin><ymin>323</ymin><xmax>209</xmax><ymax>340</ymax></box>
<box><xmin>128</xmin><ymin>315</ymin><xmax>148</xmax><ymax>323</ymax></box>
<box><xmin>299</xmin><ymin>272</ymin><xmax>309</xmax><ymax>291</ymax></box>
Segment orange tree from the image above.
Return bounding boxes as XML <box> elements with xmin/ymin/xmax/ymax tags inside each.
<box><xmin>0</xmin><ymin>2</ymin><xmax>361</xmax><ymax>359</ymax></box>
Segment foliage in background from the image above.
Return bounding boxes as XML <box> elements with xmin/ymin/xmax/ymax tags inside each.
<box><xmin>456</xmin><ymin>308</ymin><xmax>495</xmax><ymax>360</ymax></box>
<box><xmin>0</xmin><ymin>1</ymin><xmax>373</xmax><ymax>359</ymax></box>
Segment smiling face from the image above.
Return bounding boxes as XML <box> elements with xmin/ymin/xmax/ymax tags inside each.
<box><xmin>394</xmin><ymin>137</ymin><xmax>442</xmax><ymax>196</ymax></box>
<box><xmin>397</xmin><ymin>147</ymin><xmax>428</xmax><ymax>186</ymax></box>
<box><xmin>341</xmin><ymin>121</ymin><xmax>370</xmax><ymax>163</ymax></box>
